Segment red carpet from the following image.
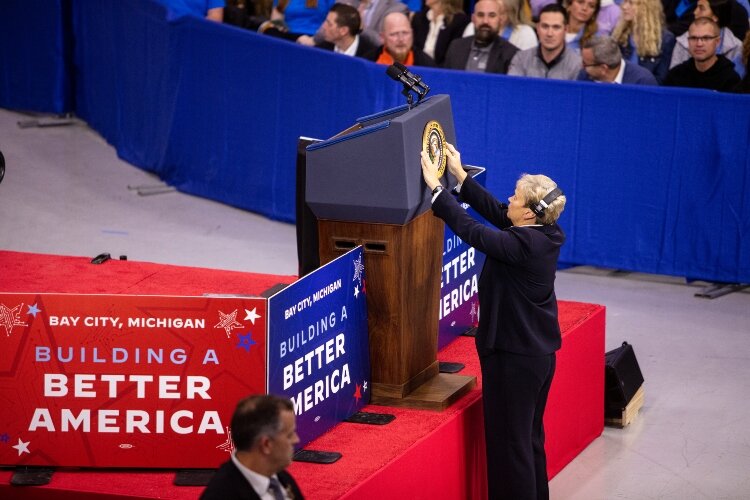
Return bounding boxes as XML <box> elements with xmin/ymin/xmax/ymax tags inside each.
<box><xmin>0</xmin><ymin>251</ymin><xmax>604</xmax><ymax>499</ymax></box>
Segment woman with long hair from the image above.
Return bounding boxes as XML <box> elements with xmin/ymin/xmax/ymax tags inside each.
<box><xmin>612</xmin><ymin>0</ymin><xmax>676</xmax><ymax>83</ymax></box>
<box><xmin>669</xmin><ymin>0</ymin><xmax>745</xmax><ymax>77</ymax></box>
<box><xmin>562</xmin><ymin>0</ymin><xmax>602</xmax><ymax>52</ymax></box>
<box><xmin>412</xmin><ymin>0</ymin><xmax>470</xmax><ymax>65</ymax></box>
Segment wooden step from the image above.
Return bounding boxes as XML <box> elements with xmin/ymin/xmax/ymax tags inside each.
<box><xmin>605</xmin><ymin>385</ymin><xmax>644</xmax><ymax>428</ymax></box>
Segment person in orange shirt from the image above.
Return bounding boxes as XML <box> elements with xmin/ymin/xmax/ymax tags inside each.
<box><xmin>371</xmin><ymin>12</ymin><xmax>437</xmax><ymax>66</ymax></box>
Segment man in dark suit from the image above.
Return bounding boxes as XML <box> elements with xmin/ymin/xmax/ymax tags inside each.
<box><xmin>443</xmin><ymin>0</ymin><xmax>519</xmax><ymax>73</ymax></box>
<box><xmin>315</xmin><ymin>3</ymin><xmax>379</xmax><ymax>60</ymax></box>
<box><xmin>201</xmin><ymin>395</ymin><xmax>304</xmax><ymax>500</ymax></box>
<box><xmin>577</xmin><ymin>35</ymin><xmax>658</xmax><ymax>84</ymax></box>
<box><xmin>421</xmin><ymin>144</ymin><xmax>566</xmax><ymax>500</ymax></box>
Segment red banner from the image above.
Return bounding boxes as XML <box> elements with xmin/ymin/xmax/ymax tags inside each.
<box><xmin>0</xmin><ymin>293</ymin><xmax>267</xmax><ymax>468</ymax></box>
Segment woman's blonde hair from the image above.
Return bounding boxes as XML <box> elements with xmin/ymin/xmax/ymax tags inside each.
<box><xmin>440</xmin><ymin>0</ymin><xmax>465</xmax><ymax>24</ymax></box>
<box><xmin>517</xmin><ymin>174</ymin><xmax>566</xmax><ymax>225</ymax></box>
<box><xmin>611</xmin><ymin>0</ymin><xmax>665</xmax><ymax>57</ymax></box>
<box><xmin>497</xmin><ymin>0</ymin><xmax>525</xmax><ymax>28</ymax></box>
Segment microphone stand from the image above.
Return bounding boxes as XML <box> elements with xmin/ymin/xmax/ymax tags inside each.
<box><xmin>402</xmin><ymin>85</ymin><xmax>415</xmax><ymax>109</ymax></box>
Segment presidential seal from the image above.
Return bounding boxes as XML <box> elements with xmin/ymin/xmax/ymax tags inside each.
<box><xmin>422</xmin><ymin>120</ymin><xmax>447</xmax><ymax>178</ymax></box>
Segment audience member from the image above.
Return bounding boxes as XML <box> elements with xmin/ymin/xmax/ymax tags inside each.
<box><xmin>372</xmin><ymin>11</ymin><xmax>437</xmax><ymax>65</ymax></box>
<box><xmin>578</xmin><ymin>35</ymin><xmax>659</xmax><ymax>82</ymax></box>
<box><xmin>663</xmin><ymin>0</ymin><xmax>696</xmax><ymax>37</ymax></box>
<box><xmin>200</xmin><ymin>394</ymin><xmax>303</xmax><ymax>500</ymax></box>
<box><xmin>563</xmin><ymin>0</ymin><xmax>602</xmax><ymax>52</ymax></box>
<box><xmin>530</xmin><ymin>0</ymin><xmax>557</xmax><ymax>19</ymax></box>
<box><xmin>611</xmin><ymin>0</ymin><xmax>676</xmax><ymax>83</ymax></box>
<box><xmin>224</xmin><ymin>0</ymin><xmax>274</xmax><ymax>31</ymax></box>
<box><xmin>670</xmin><ymin>0</ymin><xmax>745</xmax><ymax>76</ymax></box>
<box><xmin>357</xmin><ymin>0</ymin><xmax>411</xmax><ymax>45</ymax></box>
<box><xmin>298</xmin><ymin>0</ymin><xmax>409</xmax><ymax>47</ymax></box>
<box><xmin>508</xmin><ymin>4</ymin><xmax>583</xmax><ymax>78</ymax></box>
<box><xmin>664</xmin><ymin>0</ymin><xmax>748</xmax><ymax>39</ymax></box>
<box><xmin>597</xmin><ymin>0</ymin><xmax>622</xmax><ymax>34</ymax></box>
<box><xmin>312</xmin><ymin>3</ymin><xmax>380</xmax><ymax>57</ymax></box>
<box><xmin>412</xmin><ymin>0</ymin><xmax>471</xmax><ymax>65</ymax></box>
<box><xmin>271</xmin><ymin>0</ymin><xmax>334</xmax><ymax>35</ymax></box>
<box><xmin>664</xmin><ymin>16</ymin><xmax>741</xmax><ymax>90</ymax></box>
<box><xmin>443</xmin><ymin>0</ymin><xmax>520</xmax><ymax>71</ymax></box>
<box><xmin>463</xmin><ymin>0</ymin><xmax>540</xmax><ymax>50</ymax></box>
<box><xmin>156</xmin><ymin>0</ymin><xmax>225</xmax><ymax>21</ymax></box>
<box><xmin>733</xmin><ymin>28</ymin><xmax>750</xmax><ymax>90</ymax></box>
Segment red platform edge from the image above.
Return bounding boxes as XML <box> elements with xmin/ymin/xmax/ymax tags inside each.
<box><xmin>0</xmin><ymin>251</ymin><xmax>605</xmax><ymax>499</ymax></box>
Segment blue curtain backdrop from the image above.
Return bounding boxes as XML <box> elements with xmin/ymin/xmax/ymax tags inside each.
<box><xmin>0</xmin><ymin>0</ymin><xmax>73</xmax><ymax>113</ymax></box>
<box><xmin>2</xmin><ymin>0</ymin><xmax>749</xmax><ymax>282</ymax></box>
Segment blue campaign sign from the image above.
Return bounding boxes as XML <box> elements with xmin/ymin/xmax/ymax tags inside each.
<box><xmin>267</xmin><ymin>247</ymin><xmax>370</xmax><ymax>447</ymax></box>
<box><xmin>438</xmin><ymin>167</ymin><xmax>487</xmax><ymax>349</ymax></box>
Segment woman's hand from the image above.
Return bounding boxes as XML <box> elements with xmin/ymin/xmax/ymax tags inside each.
<box><xmin>445</xmin><ymin>143</ymin><xmax>467</xmax><ymax>185</ymax></box>
<box><xmin>421</xmin><ymin>150</ymin><xmax>441</xmax><ymax>191</ymax></box>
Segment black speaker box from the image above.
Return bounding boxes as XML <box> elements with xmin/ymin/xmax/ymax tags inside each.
<box><xmin>605</xmin><ymin>341</ymin><xmax>644</xmax><ymax>411</ymax></box>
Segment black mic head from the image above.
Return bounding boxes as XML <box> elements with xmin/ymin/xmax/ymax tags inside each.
<box><xmin>385</xmin><ymin>64</ymin><xmax>403</xmax><ymax>82</ymax></box>
<box><xmin>393</xmin><ymin>61</ymin><xmax>408</xmax><ymax>72</ymax></box>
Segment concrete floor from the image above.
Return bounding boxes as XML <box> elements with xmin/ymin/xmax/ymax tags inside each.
<box><xmin>1</xmin><ymin>108</ymin><xmax>749</xmax><ymax>499</ymax></box>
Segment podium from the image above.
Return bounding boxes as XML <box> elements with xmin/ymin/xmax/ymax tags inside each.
<box><xmin>305</xmin><ymin>95</ymin><xmax>476</xmax><ymax>409</ymax></box>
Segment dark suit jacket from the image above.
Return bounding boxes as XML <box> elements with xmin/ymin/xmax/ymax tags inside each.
<box><xmin>200</xmin><ymin>460</ymin><xmax>304</xmax><ymax>500</ymax></box>
<box><xmin>442</xmin><ymin>36</ymin><xmax>519</xmax><ymax>74</ymax></box>
<box><xmin>316</xmin><ymin>35</ymin><xmax>380</xmax><ymax>61</ymax></box>
<box><xmin>576</xmin><ymin>60</ymin><xmax>658</xmax><ymax>85</ymax></box>
<box><xmin>411</xmin><ymin>9</ymin><xmax>470</xmax><ymax>66</ymax></box>
<box><xmin>431</xmin><ymin>175</ymin><xmax>564</xmax><ymax>355</ymax></box>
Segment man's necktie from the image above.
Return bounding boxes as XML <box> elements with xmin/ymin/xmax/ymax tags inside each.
<box><xmin>268</xmin><ymin>477</ymin><xmax>285</xmax><ymax>500</ymax></box>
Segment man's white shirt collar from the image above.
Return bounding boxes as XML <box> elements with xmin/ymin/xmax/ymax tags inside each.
<box><xmin>335</xmin><ymin>34</ymin><xmax>360</xmax><ymax>57</ymax></box>
<box><xmin>614</xmin><ymin>61</ymin><xmax>626</xmax><ymax>84</ymax></box>
<box><xmin>231</xmin><ymin>452</ymin><xmax>287</xmax><ymax>500</ymax></box>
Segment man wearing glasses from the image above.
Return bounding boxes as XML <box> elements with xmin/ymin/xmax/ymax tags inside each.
<box><xmin>664</xmin><ymin>17</ymin><xmax>740</xmax><ymax>91</ymax></box>
<box><xmin>577</xmin><ymin>35</ymin><xmax>658</xmax><ymax>85</ymax></box>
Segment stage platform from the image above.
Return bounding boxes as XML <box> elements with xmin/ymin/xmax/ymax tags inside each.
<box><xmin>0</xmin><ymin>251</ymin><xmax>605</xmax><ymax>499</ymax></box>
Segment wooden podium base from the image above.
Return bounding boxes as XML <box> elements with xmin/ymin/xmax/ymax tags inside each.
<box><xmin>371</xmin><ymin>373</ymin><xmax>477</xmax><ymax>411</ymax></box>
<box><xmin>318</xmin><ymin>210</ymin><xmax>476</xmax><ymax>411</ymax></box>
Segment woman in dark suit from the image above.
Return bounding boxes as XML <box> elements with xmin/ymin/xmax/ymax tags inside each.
<box><xmin>421</xmin><ymin>144</ymin><xmax>566</xmax><ymax>500</ymax></box>
<box><xmin>412</xmin><ymin>0</ymin><xmax>470</xmax><ymax>65</ymax></box>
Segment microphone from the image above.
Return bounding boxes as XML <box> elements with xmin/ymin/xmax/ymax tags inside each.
<box><xmin>392</xmin><ymin>62</ymin><xmax>429</xmax><ymax>96</ymax></box>
<box><xmin>385</xmin><ymin>62</ymin><xmax>431</xmax><ymax>107</ymax></box>
<box><xmin>386</xmin><ymin>64</ymin><xmax>416</xmax><ymax>89</ymax></box>
<box><xmin>385</xmin><ymin>63</ymin><xmax>430</xmax><ymax>98</ymax></box>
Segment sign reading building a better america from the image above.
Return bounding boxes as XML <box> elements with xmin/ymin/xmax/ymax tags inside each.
<box><xmin>267</xmin><ymin>247</ymin><xmax>370</xmax><ymax>447</ymax></box>
<box><xmin>438</xmin><ymin>166</ymin><xmax>487</xmax><ymax>349</ymax></box>
<box><xmin>0</xmin><ymin>294</ymin><xmax>267</xmax><ymax>468</ymax></box>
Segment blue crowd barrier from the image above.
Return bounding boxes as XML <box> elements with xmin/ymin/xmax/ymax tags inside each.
<box><xmin>0</xmin><ymin>0</ymin><xmax>73</xmax><ymax>113</ymax></box>
<box><xmin>3</xmin><ymin>0</ymin><xmax>750</xmax><ymax>282</ymax></box>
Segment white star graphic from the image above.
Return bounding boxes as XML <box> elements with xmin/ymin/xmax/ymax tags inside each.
<box><xmin>216</xmin><ymin>427</ymin><xmax>235</xmax><ymax>454</ymax></box>
<box><xmin>12</xmin><ymin>438</ymin><xmax>30</xmax><ymax>456</ymax></box>
<box><xmin>244</xmin><ymin>307</ymin><xmax>261</xmax><ymax>325</ymax></box>
<box><xmin>353</xmin><ymin>285</ymin><xmax>360</xmax><ymax>299</ymax></box>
